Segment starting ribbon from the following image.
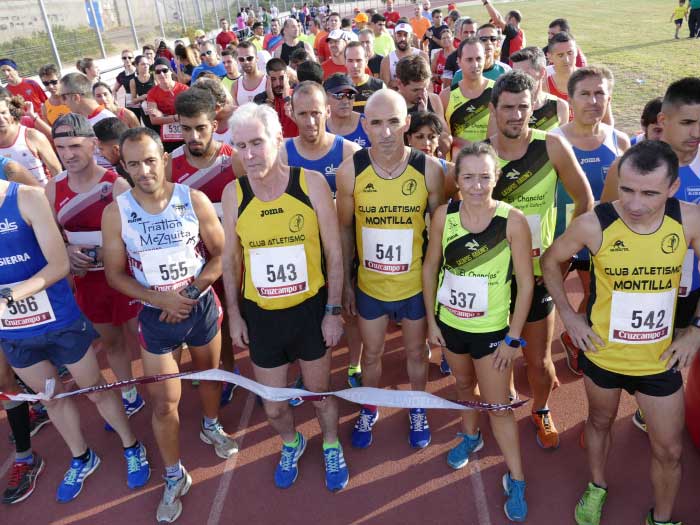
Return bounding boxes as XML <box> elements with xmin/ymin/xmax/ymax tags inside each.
<box><xmin>0</xmin><ymin>368</ymin><xmax>528</xmax><ymax>412</ymax></box>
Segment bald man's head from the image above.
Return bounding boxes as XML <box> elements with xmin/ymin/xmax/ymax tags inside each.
<box><xmin>364</xmin><ymin>88</ymin><xmax>408</xmax><ymax>119</ymax></box>
<box><xmin>362</xmin><ymin>89</ymin><xmax>410</xmax><ymax>155</ymax></box>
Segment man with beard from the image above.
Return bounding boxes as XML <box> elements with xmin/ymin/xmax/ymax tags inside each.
<box><xmin>253</xmin><ymin>58</ymin><xmax>299</xmax><ymax>138</ymax></box>
<box><xmin>380</xmin><ymin>23</ymin><xmax>427</xmax><ymax>90</ymax></box>
<box><xmin>322</xmin><ymin>30</ymin><xmax>360</xmax><ymax>80</ymax></box>
<box><xmin>232</xmin><ymin>42</ymin><xmax>267</xmax><ymax>108</ymax></box>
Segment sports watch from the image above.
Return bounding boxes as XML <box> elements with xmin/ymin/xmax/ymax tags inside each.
<box><xmin>325</xmin><ymin>304</ymin><xmax>342</xmax><ymax>315</ymax></box>
<box><xmin>0</xmin><ymin>288</ymin><xmax>14</xmax><ymax>306</ymax></box>
<box><xmin>180</xmin><ymin>284</ymin><xmax>202</xmax><ymax>300</ymax></box>
<box><xmin>504</xmin><ymin>335</ymin><xmax>527</xmax><ymax>348</ymax></box>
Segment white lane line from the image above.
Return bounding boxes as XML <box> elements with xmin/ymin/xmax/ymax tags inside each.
<box><xmin>468</xmin><ymin>453</ymin><xmax>493</xmax><ymax>525</ymax></box>
<box><xmin>206</xmin><ymin>391</ymin><xmax>256</xmax><ymax>525</ymax></box>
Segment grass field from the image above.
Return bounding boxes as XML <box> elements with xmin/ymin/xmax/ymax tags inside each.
<box><xmin>455</xmin><ymin>0</ymin><xmax>699</xmax><ymax>134</ymax></box>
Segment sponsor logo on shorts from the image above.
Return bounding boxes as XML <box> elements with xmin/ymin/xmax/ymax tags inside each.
<box><xmin>489</xmin><ymin>340</ymin><xmax>500</xmax><ymax>348</ymax></box>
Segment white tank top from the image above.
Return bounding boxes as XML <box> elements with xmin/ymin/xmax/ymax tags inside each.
<box><xmin>87</xmin><ymin>107</ymin><xmax>118</xmax><ymax>170</ymax></box>
<box><xmin>213</xmin><ymin>126</ymin><xmax>232</xmax><ymax>146</ymax></box>
<box><xmin>389</xmin><ymin>48</ymin><xmax>420</xmax><ymax>80</ymax></box>
<box><xmin>116</xmin><ymin>183</ymin><xmax>206</xmax><ymax>302</ymax></box>
<box><xmin>236</xmin><ymin>74</ymin><xmax>267</xmax><ymax>106</ymax></box>
<box><xmin>0</xmin><ymin>125</ymin><xmax>47</xmax><ymax>185</ymax></box>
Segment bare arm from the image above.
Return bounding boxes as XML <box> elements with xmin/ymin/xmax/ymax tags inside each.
<box><xmin>424</xmin><ymin>155</ymin><xmax>448</xmax><ymax>214</ymax></box>
<box><xmin>123</xmin><ymin>108</ymin><xmax>140</xmax><ymax>128</ymax></box>
<box><xmin>27</xmin><ymin>129</ymin><xmax>61</xmax><ymax>176</ymax></box>
<box><xmin>505</xmin><ymin>209</ymin><xmax>534</xmax><ymax>340</ymax></box>
<box><xmin>556</xmin><ymin>97</ymin><xmax>570</xmax><ymax>127</ymax></box>
<box><xmin>379</xmin><ymin>56</ymin><xmax>392</xmax><ymax>88</ymax></box>
<box><xmin>547</xmin><ymin>132</ymin><xmax>593</xmax><ymax>219</ymax></box>
<box><xmin>429</xmin><ymin>94</ymin><xmax>452</xmax><ymax>156</ymax></box>
<box><xmin>482</xmin><ymin>0</ymin><xmax>506</xmax><ymax>29</ymax></box>
<box><xmin>189</xmin><ymin>189</ymin><xmax>225</xmax><ymax>292</ymax></box>
<box><xmin>600</xmin><ymin>158</ymin><xmax>620</xmax><ymax>203</ymax></box>
<box><xmin>335</xmin><ymin>157</ymin><xmax>357</xmax><ymax>316</ymax></box>
<box><xmin>220</xmin><ymin>180</ymin><xmax>247</xmax><ymax>346</ymax></box>
<box><xmin>3</xmin><ymin>161</ymin><xmax>40</xmax><ymax>187</ymax></box>
<box><xmin>422</xmin><ymin>204</ymin><xmax>447</xmax><ymax>346</ymax></box>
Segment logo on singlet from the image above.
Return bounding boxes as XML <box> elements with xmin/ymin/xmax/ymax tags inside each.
<box><xmin>325</xmin><ymin>164</ymin><xmax>337</xmax><ymax>176</ymax></box>
<box><xmin>363</xmin><ymin>183</ymin><xmax>377</xmax><ymax>193</ymax></box>
<box><xmin>128</xmin><ymin>211</ymin><xmax>142</xmax><ymax>224</ymax></box>
<box><xmin>465</xmin><ymin>239</ymin><xmax>480</xmax><ymax>251</ymax></box>
<box><xmin>402</xmin><ymin>179</ymin><xmax>417</xmax><ymax>196</ymax></box>
<box><xmin>661</xmin><ymin>233</ymin><xmax>680</xmax><ymax>254</ymax></box>
<box><xmin>0</xmin><ymin>219</ymin><xmax>18</xmax><ymax>234</ymax></box>
<box><xmin>505</xmin><ymin>169</ymin><xmax>520</xmax><ymax>181</ymax></box>
<box><xmin>172</xmin><ymin>203</ymin><xmax>189</xmax><ymax>217</ymax></box>
<box><xmin>289</xmin><ymin>214</ymin><xmax>304</xmax><ymax>232</ymax></box>
<box><xmin>611</xmin><ymin>239</ymin><xmax>629</xmax><ymax>252</ymax></box>
<box><xmin>466</xmin><ymin>105</ymin><xmax>476</xmax><ymax>113</ymax></box>
<box><xmin>260</xmin><ymin>207</ymin><xmax>284</xmax><ymax>218</ymax></box>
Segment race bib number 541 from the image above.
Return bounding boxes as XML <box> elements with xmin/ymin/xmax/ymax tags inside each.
<box><xmin>609</xmin><ymin>289</ymin><xmax>675</xmax><ymax>344</ymax></box>
<box><xmin>362</xmin><ymin>227</ymin><xmax>413</xmax><ymax>274</ymax></box>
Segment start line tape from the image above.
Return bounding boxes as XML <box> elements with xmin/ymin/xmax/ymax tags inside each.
<box><xmin>0</xmin><ymin>368</ymin><xmax>528</xmax><ymax>412</ymax></box>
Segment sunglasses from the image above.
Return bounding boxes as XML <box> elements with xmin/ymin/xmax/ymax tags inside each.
<box><xmin>238</xmin><ymin>56</ymin><xmax>255</xmax><ymax>62</ymax></box>
<box><xmin>42</xmin><ymin>79</ymin><xmax>59</xmax><ymax>87</ymax></box>
<box><xmin>331</xmin><ymin>92</ymin><xmax>355</xmax><ymax>100</ymax></box>
<box><xmin>122</xmin><ymin>55</ymin><xmax>133</xmax><ymax>60</ymax></box>
<box><xmin>200</xmin><ymin>50</ymin><xmax>214</xmax><ymax>57</ymax></box>
<box><xmin>155</xmin><ymin>68</ymin><xmax>170</xmax><ymax>75</ymax></box>
<box><xmin>479</xmin><ymin>36</ymin><xmax>500</xmax><ymax>42</ymax></box>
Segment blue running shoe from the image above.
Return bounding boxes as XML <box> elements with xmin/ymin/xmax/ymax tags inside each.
<box><xmin>274</xmin><ymin>433</ymin><xmax>306</xmax><ymax>489</ymax></box>
<box><xmin>105</xmin><ymin>393</ymin><xmax>146</xmax><ymax>432</ymax></box>
<box><xmin>447</xmin><ymin>431</ymin><xmax>484</xmax><ymax>469</ymax></box>
<box><xmin>347</xmin><ymin>372</ymin><xmax>362</xmax><ymax>388</ymax></box>
<box><xmin>503</xmin><ymin>472</ymin><xmax>528</xmax><ymax>522</ymax></box>
<box><xmin>439</xmin><ymin>354</ymin><xmax>451</xmax><ymax>375</ymax></box>
<box><xmin>323</xmin><ymin>445</ymin><xmax>349</xmax><ymax>492</ymax></box>
<box><xmin>408</xmin><ymin>408</ymin><xmax>431</xmax><ymax>448</ymax></box>
<box><xmin>219</xmin><ymin>368</ymin><xmax>241</xmax><ymax>407</ymax></box>
<box><xmin>288</xmin><ymin>376</ymin><xmax>305</xmax><ymax>407</ymax></box>
<box><xmin>124</xmin><ymin>443</ymin><xmax>150</xmax><ymax>489</ymax></box>
<box><xmin>56</xmin><ymin>449</ymin><xmax>101</xmax><ymax>503</ymax></box>
<box><xmin>351</xmin><ymin>408</ymin><xmax>378</xmax><ymax>448</ymax></box>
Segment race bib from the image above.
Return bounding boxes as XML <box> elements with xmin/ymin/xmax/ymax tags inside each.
<box><xmin>0</xmin><ymin>282</ymin><xmax>56</xmax><ymax>330</ymax></box>
<box><xmin>160</xmin><ymin>122</ymin><xmax>183</xmax><ymax>142</ymax></box>
<box><xmin>141</xmin><ymin>245</ymin><xmax>198</xmax><ymax>291</ymax></box>
<box><xmin>609</xmin><ymin>289</ymin><xmax>675</xmax><ymax>344</ymax></box>
<box><xmin>362</xmin><ymin>227</ymin><xmax>413</xmax><ymax>274</ymax></box>
<box><xmin>679</xmin><ymin>249</ymin><xmax>694</xmax><ymax>297</ymax></box>
<box><xmin>565</xmin><ymin>201</ymin><xmax>599</xmax><ymax>229</ymax></box>
<box><xmin>437</xmin><ymin>270</ymin><xmax>488</xmax><ymax>319</ymax></box>
<box><xmin>525</xmin><ymin>215</ymin><xmax>542</xmax><ymax>257</ymax></box>
<box><xmin>64</xmin><ymin>230</ymin><xmax>103</xmax><ymax>247</ymax></box>
<box><xmin>250</xmin><ymin>245</ymin><xmax>308</xmax><ymax>298</ymax></box>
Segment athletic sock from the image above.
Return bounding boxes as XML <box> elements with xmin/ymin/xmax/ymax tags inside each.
<box><xmin>362</xmin><ymin>404</ymin><xmax>377</xmax><ymax>413</ymax></box>
<box><xmin>465</xmin><ymin>432</ymin><xmax>480</xmax><ymax>440</ymax></box>
<box><xmin>121</xmin><ymin>387</ymin><xmax>138</xmax><ymax>404</ymax></box>
<box><xmin>322</xmin><ymin>440</ymin><xmax>340</xmax><ymax>451</ymax></box>
<box><xmin>203</xmin><ymin>416</ymin><xmax>219</xmax><ymax>431</ymax></box>
<box><xmin>283</xmin><ymin>432</ymin><xmax>300</xmax><ymax>448</ymax></box>
<box><xmin>74</xmin><ymin>449</ymin><xmax>92</xmax><ymax>463</ymax></box>
<box><xmin>592</xmin><ymin>482</ymin><xmax>607</xmax><ymax>491</ymax></box>
<box><xmin>16</xmin><ymin>449</ymin><xmax>34</xmax><ymax>465</ymax></box>
<box><xmin>123</xmin><ymin>441</ymin><xmax>139</xmax><ymax>451</ymax></box>
<box><xmin>165</xmin><ymin>461</ymin><xmax>183</xmax><ymax>480</ymax></box>
<box><xmin>5</xmin><ymin>401</ymin><xmax>32</xmax><ymax>454</ymax></box>
<box><xmin>347</xmin><ymin>365</ymin><xmax>361</xmax><ymax>376</ymax></box>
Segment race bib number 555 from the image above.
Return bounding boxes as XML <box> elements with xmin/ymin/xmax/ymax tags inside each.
<box><xmin>609</xmin><ymin>289</ymin><xmax>675</xmax><ymax>344</ymax></box>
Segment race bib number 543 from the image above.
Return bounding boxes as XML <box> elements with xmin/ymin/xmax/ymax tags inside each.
<box><xmin>250</xmin><ymin>245</ymin><xmax>309</xmax><ymax>298</ymax></box>
<box><xmin>609</xmin><ymin>289</ymin><xmax>675</xmax><ymax>344</ymax></box>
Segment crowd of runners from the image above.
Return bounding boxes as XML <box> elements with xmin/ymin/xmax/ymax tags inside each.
<box><xmin>0</xmin><ymin>1</ymin><xmax>699</xmax><ymax>524</ymax></box>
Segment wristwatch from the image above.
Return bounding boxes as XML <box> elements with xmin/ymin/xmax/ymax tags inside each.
<box><xmin>180</xmin><ymin>284</ymin><xmax>202</xmax><ymax>300</ymax></box>
<box><xmin>504</xmin><ymin>334</ymin><xmax>527</xmax><ymax>348</ymax></box>
<box><xmin>0</xmin><ymin>288</ymin><xmax>14</xmax><ymax>306</ymax></box>
<box><xmin>690</xmin><ymin>317</ymin><xmax>700</xmax><ymax>330</ymax></box>
<box><xmin>325</xmin><ymin>304</ymin><xmax>342</xmax><ymax>315</ymax></box>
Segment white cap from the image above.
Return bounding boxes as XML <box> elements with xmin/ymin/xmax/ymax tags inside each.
<box><xmin>394</xmin><ymin>23</ymin><xmax>413</xmax><ymax>34</ymax></box>
<box><xmin>327</xmin><ymin>29</ymin><xmax>356</xmax><ymax>41</ymax></box>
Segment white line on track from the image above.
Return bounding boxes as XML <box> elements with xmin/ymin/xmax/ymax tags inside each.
<box><xmin>467</xmin><ymin>453</ymin><xmax>493</xmax><ymax>525</ymax></box>
<box><xmin>206</xmin><ymin>391</ymin><xmax>256</xmax><ymax>525</ymax></box>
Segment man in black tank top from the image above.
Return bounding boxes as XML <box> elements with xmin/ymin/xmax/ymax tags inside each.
<box><xmin>275</xmin><ymin>18</ymin><xmax>314</xmax><ymax>65</ymax></box>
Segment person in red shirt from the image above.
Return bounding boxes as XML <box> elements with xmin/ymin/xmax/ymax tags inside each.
<box><xmin>146</xmin><ymin>58</ymin><xmax>189</xmax><ymax>152</ymax></box>
<box><xmin>316</xmin><ymin>12</ymin><xmax>341</xmax><ymax>62</ymax></box>
<box><xmin>322</xmin><ymin>30</ymin><xmax>370</xmax><ymax>80</ymax></box>
<box><xmin>0</xmin><ymin>59</ymin><xmax>47</xmax><ymax>115</ymax></box>
<box><xmin>383</xmin><ymin>0</ymin><xmax>400</xmax><ymax>29</ymax></box>
<box><xmin>253</xmin><ymin>58</ymin><xmax>298</xmax><ymax>138</ymax></box>
<box><xmin>215</xmin><ymin>18</ymin><xmax>239</xmax><ymax>52</ymax></box>
<box><xmin>481</xmin><ymin>1</ymin><xmax>526</xmax><ymax>65</ymax></box>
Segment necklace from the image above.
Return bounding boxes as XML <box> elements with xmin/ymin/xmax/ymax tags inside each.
<box><xmin>369</xmin><ymin>148</ymin><xmax>408</xmax><ymax>179</ymax></box>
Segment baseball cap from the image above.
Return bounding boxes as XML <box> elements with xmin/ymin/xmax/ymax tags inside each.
<box><xmin>394</xmin><ymin>23</ymin><xmax>413</xmax><ymax>34</ymax></box>
<box><xmin>327</xmin><ymin>29</ymin><xmax>355</xmax><ymax>42</ymax></box>
<box><xmin>354</xmin><ymin>13</ymin><xmax>369</xmax><ymax>23</ymax></box>
<box><xmin>194</xmin><ymin>29</ymin><xmax>206</xmax><ymax>38</ymax></box>
<box><xmin>52</xmin><ymin>113</ymin><xmax>95</xmax><ymax>139</ymax></box>
<box><xmin>153</xmin><ymin>57</ymin><xmax>172</xmax><ymax>70</ymax></box>
<box><xmin>323</xmin><ymin>74</ymin><xmax>358</xmax><ymax>95</ymax></box>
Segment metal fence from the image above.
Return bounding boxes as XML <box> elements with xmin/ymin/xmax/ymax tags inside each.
<box><xmin>0</xmin><ymin>0</ymin><xmax>418</xmax><ymax>79</ymax></box>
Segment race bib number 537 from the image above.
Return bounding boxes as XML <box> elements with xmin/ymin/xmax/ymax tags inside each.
<box><xmin>609</xmin><ymin>289</ymin><xmax>675</xmax><ymax>344</ymax></box>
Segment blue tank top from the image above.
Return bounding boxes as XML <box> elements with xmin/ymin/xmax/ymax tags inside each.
<box><xmin>285</xmin><ymin>135</ymin><xmax>345</xmax><ymax>195</ymax></box>
<box><xmin>674</xmin><ymin>150</ymin><xmax>700</xmax><ymax>296</ymax></box>
<box><xmin>0</xmin><ymin>156</ymin><xmax>9</xmax><ymax>181</ymax></box>
<box><xmin>553</xmin><ymin>126</ymin><xmax>622</xmax><ymax>262</ymax></box>
<box><xmin>0</xmin><ymin>183</ymin><xmax>80</xmax><ymax>338</ymax></box>
<box><xmin>327</xmin><ymin>121</ymin><xmax>371</xmax><ymax>149</ymax></box>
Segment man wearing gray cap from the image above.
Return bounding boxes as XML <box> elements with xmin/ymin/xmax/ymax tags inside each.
<box><xmin>322</xmin><ymin>30</ymin><xmax>358</xmax><ymax>80</ymax></box>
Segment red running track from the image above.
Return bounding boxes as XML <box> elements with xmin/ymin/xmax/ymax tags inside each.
<box><xmin>1</xmin><ymin>276</ymin><xmax>699</xmax><ymax>525</ymax></box>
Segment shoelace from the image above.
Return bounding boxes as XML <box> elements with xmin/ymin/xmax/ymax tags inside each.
<box><xmin>126</xmin><ymin>449</ymin><xmax>142</xmax><ymax>473</ymax></box>
<box><xmin>163</xmin><ymin>476</ymin><xmax>183</xmax><ymax>504</ymax></box>
<box><xmin>324</xmin><ymin>449</ymin><xmax>340</xmax><ymax>474</ymax></box>
<box><xmin>8</xmin><ymin>463</ymin><xmax>31</xmax><ymax>488</ymax></box>
<box><xmin>410</xmin><ymin>411</ymin><xmax>426</xmax><ymax>431</ymax></box>
<box><xmin>279</xmin><ymin>445</ymin><xmax>297</xmax><ymax>472</ymax></box>
<box><xmin>63</xmin><ymin>463</ymin><xmax>81</xmax><ymax>486</ymax></box>
<box><xmin>206</xmin><ymin>422</ymin><xmax>229</xmax><ymax>444</ymax></box>
<box><xmin>539</xmin><ymin>412</ymin><xmax>553</xmax><ymax>434</ymax></box>
<box><xmin>355</xmin><ymin>412</ymin><xmax>375</xmax><ymax>432</ymax></box>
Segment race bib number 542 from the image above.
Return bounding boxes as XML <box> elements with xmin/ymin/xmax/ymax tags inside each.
<box><xmin>609</xmin><ymin>289</ymin><xmax>675</xmax><ymax>344</ymax></box>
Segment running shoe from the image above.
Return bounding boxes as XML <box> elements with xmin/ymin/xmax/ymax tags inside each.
<box><xmin>531</xmin><ymin>409</ymin><xmax>560</xmax><ymax>449</ymax></box>
<box><xmin>561</xmin><ymin>331</ymin><xmax>584</xmax><ymax>376</ymax></box>
<box><xmin>105</xmin><ymin>393</ymin><xmax>146</xmax><ymax>432</ymax></box>
<box><xmin>274</xmin><ymin>432</ymin><xmax>306</xmax><ymax>489</ymax></box>
<box><xmin>502</xmin><ymin>472</ymin><xmax>528</xmax><ymax>522</ymax></box>
<box><xmin>8</xmin><ymin>404</ymin><xmax>51</xmax><ymax>444</ymax></box>
<box><xmin>633</xmin><ymin>408</ymin><xmax>648</xmax><ymax>433</ymax></box>
<box><xmin>645</xmin><ymin>509</ymin><xmax>682</xmax><ymax>525</ymax></box>
<box><xmin>200</xmin><ymin>421</ymin><xmax>240</xmax><ymax>459</ymax></box>
<box><xmin>323</xmin><ymin>444</ymin><xmax>349</xmax><ymax>492</ymax></box>
<box><xmin>219</xmin><ymin>368</ymin><xmax>240</xmax><ymax>407</ymax></box>
<box><xmin>2</xmin><ymin>453</ymin><xmax>45</xmax><ymax>504</ymax></box>
<box><xmin>156</xmin><ymin>468</ymin><xmax>192</xmax><ymax>524</ymax></box>
<box><xmin>288</xmin><ymin>376</ymin><xmax>305</xmax><ymax>407</ymax></box>
<box><xmin>56</xmin><ymin>449</ymin><xmax>101</xmax><ymax>503</ymax></box>
<box><xmin>574</xmin><ymin>482</ymin><xmax>607</xmax><ymax>525</ymax></box>
<box><xmin>351</xmin><ymin>407</ymin><xmax>379</xmax><ymax>448</ymax></box>
<box><xmin>124</xmin><ymin>443</ymin><xmax>150</xmax><ymax>489</ymax></box>
<box><xmin>447</xmin><ymin>431</ymin><xmax>484</xmax><ymax>469</ymax></box>
<box><xmin>439</xmin><ymin>353</ymin><xmax>451</xmax><ymax>375</ymax></box>
<box><xmin>347</xmin><ymin>372</ymin><xmax>363</xmax><ymax>388</ymax></box>
<box><xmin>408</xmin><ymin>408</ymin><xmax>431</xmax><ymax>448</ymax></box>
